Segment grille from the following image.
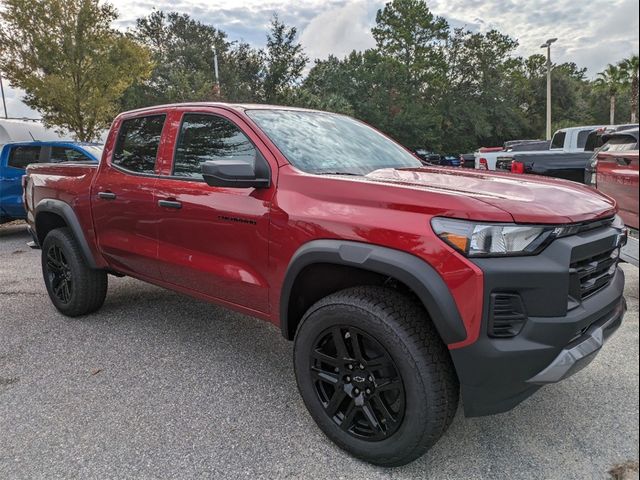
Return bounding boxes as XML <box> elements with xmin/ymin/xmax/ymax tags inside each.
<box><xmin>570</xmin><ymin>248</ymin><xmax>619</xmax><ymax>299</ymax></box>
<box><xmin>488</xmin><ymin>293</ymin><xmax>528</xmax><ymax>338</ymax></box>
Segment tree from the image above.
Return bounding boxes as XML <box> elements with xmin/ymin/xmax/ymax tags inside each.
<box><xmin>439</xmin><ymin>29</ymin><xmax>526</xmax><ymax>151</ymax></box>
<box><xmin>371</xmin><ymin>0</ymin><xmax>448</xmax><ymax>89</ymax></box>
<box><xmin>619</xmin><ymin>55</ymin><xmax>639</xmax><ymax>122</ymax></box>
<box><xmin>221</xmin><ymin>42</ymin><xmax>265</xmax><ymax>103</ymax></box>
<box><xmin>596</xmin><ymin>64</ymin><xmax>625</xmax><ymax>124</ymax></box>
<box><xmin>123</xmin><ymin>11</ymin><xmax>228</xmax><ymax>108</ymax></box>
<box><xmin>263</xmin><ymin>15</ymin><xmax>308</xmax><ymax>104</ymax></box>
<box><xmin>0</xmin><ymin>0</ymin><xmax>152</xmax><ymax>141</ymax></box>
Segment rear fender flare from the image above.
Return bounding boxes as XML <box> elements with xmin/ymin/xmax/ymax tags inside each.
<box><xmin>34</xmin><ymin>199</ymin><xmax>97</xmax><ymax>269</ymax></box>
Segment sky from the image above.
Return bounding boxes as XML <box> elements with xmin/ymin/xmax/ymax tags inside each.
<box><xmin>2</xmin><ymin>0</ymin><xmax>639</xmax><ymax>119</ymax></box>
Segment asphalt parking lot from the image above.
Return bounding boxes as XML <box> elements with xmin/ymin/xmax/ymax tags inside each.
<box><xmin>1</xmin><ymin>222</ymin><xmax>638</xmax><ymax>480</ymax></box>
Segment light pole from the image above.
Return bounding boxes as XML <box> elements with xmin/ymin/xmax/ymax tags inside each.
<box><xmin>213</xmin><ymin>46</ymin><xmax>220</xmax><ymax>98</ymax></box>
<box><xmin>540</xmin><ymin>38</ymin><xmax>557</xmax><ymax>140</ymax></box>
<box><xmin>0</xmin><ymin>73</ymin><xmax>8</xmax><ymax>119</ymax></box>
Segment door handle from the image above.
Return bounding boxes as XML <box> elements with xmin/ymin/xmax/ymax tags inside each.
<box><xmin>616</xmin><ymin>157</ymin><xmax>632</xmax><ymax>166</ymax></box>
<box><xmin>158</xmin><ymin>199</ymin><xmax>182</xmax><ymax>209</ymax></box>
<box><xmin>97</xmin><ymin>191</ymin><xmax>116</xmax><ymax>200</ymax></box>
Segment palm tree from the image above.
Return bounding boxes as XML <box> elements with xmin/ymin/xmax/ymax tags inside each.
<box><xmin>619</xmin><ymin>55</ymin><xmax>639</xmax><ymax>122</ymax></box>
<box><xmin>596</xmin><ymin>64</ymin><xmax>624</xmax><ymax>124</ymax></box>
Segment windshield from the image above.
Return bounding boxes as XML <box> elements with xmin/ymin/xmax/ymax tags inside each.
<box><xmin>246</xmin><ymin>110</ymin><xmax>421</xmax><ymax>175</ymax></box>
<box><xmin>600</xmin><ymin>135</ymin><xmax>638</xmax><ymax>152</ymax></box>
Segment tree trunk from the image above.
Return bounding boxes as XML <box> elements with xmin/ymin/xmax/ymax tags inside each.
<box><xmin>610</xmin><ymin>95</ymin><xmax>615</xmax><ymax>125</ymax></box>
<box><xmin>631</xmin><ymin>76</ymin><xmax>638</xmax><ymax>123</ymax></box>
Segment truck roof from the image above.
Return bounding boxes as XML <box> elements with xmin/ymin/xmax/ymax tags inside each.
<box><xmin>1</xmin><ymin>140</ymin><xmax>102</xmax><ymax>147</ymax></box>
<box><xmin>555</xmin><ymin>125</ymin><xmax>608</xmax><ymax>134</ymax></box>
<box><xmin>116</xmin><ymin>102</ymin><xmax>324</xmax><ymax>117</ymax></box>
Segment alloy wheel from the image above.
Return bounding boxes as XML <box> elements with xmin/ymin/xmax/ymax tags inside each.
<box><xmin>309</xmin><ymin>326</ymin><xmax>405</xmax><ymax>441</ymax></box>
<box><xmin>46</xmin><ymin>244</ymin><xmax>73</xmax><ymax>304</ymax></box>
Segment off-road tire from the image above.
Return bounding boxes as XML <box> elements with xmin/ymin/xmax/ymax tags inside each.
<box><xmin>41</xmin><ymin>227</ymin><xmax>107</xmax><ymax>316</ymax></box>
<box><xmin>293</xmin><ymin>286</ymin><xmax>459</xmax><ymax>467</ymax></box>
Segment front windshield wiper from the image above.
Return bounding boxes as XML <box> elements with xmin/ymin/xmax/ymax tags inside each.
<box><xmin>315</xmin><ymin>171</ymin><xmax>363</xmax><ymax>176</ymax></box>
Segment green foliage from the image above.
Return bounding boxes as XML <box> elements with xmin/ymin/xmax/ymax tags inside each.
<box><xmin>122</xmin><ymin>11</ymin><xmax>227</xmax><ymax>108</ymax></box>
<box><xmin>0</xmin><ymin>0</ymin><xmax>152</xmax><ymax>141</ymax></box>
<box><xmin>3</xmin><ymin>0</ymin><xmax>635</xmax><ymax>151</ymax></box>
<box><xmin>618</xmin><ymin>55</ymin><xmax>639</xmax><ymax>122</ymax></box>
<box><xmin>221</xmin><ymin>42</ymin><xmax>265</xmax><ymax>103</ymax></box>
<box><xmin>300</xmin><ymin>1</ymin><xmax>636</xmax><ymax>152</ymax></box>
<box><xmin>263</xmin><ymin>15</ymin><xmax>308</xmax><ymax>104</ymax></box>
<box><xmin>372</xmin><ymin>0</ymin><xmax>448</xmax><ymax>88</ymax></box>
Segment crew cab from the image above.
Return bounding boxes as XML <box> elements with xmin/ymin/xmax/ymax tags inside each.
<box><xmin>23</xmin><ymin>103</ymin><xmax>628</xmax><ymax>467</ymax></box>
<box><xmin>0</xmin><ymin>141</ymin><xmax>101</xmax><ymax>223</ymax></box>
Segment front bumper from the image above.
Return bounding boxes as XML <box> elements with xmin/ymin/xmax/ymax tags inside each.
<box><xmin>527</xmin><ymin>297</ymin><xmax>625</xmax><ymax>384</ymax></box>
<box><xmin>450</xmin><ymin>222</ymin><xmax>627</xmax><ymax>417</ymax></box>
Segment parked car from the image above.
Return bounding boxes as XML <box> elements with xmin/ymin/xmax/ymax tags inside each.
<box><xmin>503</xmin><ymin>125</ymin><xmax>638</xmax><ymax>183</ymax></box>
<box><xmin>587</xmin><ymin>128</ymin><xmax>639</xmax><ymax>266</ymax></box>
<box><xmin>23</xmin><ymin>103</ymin><xmax>627</xmax><ymax>467</ymax></box>
<box><xmin>413</xmin><ymin>148</ymin><xmax>441</xmax><ymax>165</ymax></box>
<box><xmin>439</xmin><ymin>154</ymin><xmax>461</xmax><ymax>167</ymax></box>
<box><xmin>510</xmin><ymin>139</ymin><xmax>551</xmax><ymax>151</ymax></box>
<box><xmin>585</xmin><ymin>127</ymin><xmax>639</xmax><ymax>189</ymax></box>
<box><xmin>459</xmin><ymin>153</ymin><xmax>475</xmax><ymax>168</ymax></box>
<box><xmin>477</xmin><ymin>126</ymin><xmax>606</xmax><ymax>171</ymax></box>
<box><xmin>0</xmin><ymin>141</ymin><xmax>101</xmax><ymax>223</ymax></box>
<box><xmin>472</xmin><ymin>140</ymin><xmax>546</xmax><ymax>170</ymax></box>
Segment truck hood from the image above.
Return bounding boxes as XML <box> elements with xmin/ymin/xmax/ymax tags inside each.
<box><xmin>364</xmin><ymin>167</ymin><xmax>616</xmax><ymax>224</ymax></box>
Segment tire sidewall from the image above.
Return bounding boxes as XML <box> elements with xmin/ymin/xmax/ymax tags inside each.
<box><xmin>294</xmin><ymin>301</ymin><xmax>434</xmax><ymax>464</ymax></box>
<box><xmin>41</xmin><ymin>229</ymin><xmax>85</xmax><ymax>313</ymax></box>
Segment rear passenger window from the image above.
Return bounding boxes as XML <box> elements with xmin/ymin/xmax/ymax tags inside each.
<box><xmin>173</xmin><ymin>114</ymin><xmax>256</xmax><ymax>179</ymax></box>
<box><xmin>51</xmin><ymin>147</ymin><xmax>92</xmax><ymax>163</ymax></box>
<box><xmin>576</xmin><ymin>130</ymin><xmax>591</xmax><ymax>149</ymax></box>
<box><xmin>8</xmin><ymin>146</ymin><xmax>41</xmax><ymax>169</ymax></box>
<box><xmin>112</xmin><ymin>115</ymin><xmax>165</xmax><ymax>174</ymax></box>
<box><xmin>551</xmin><ymin>131</ymin><xmax>566</xmax><ymax>149</ymax></box>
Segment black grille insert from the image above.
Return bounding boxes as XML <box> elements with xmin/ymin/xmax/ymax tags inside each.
<box><xmin>570</xmin><ymin>248</ymin><xmax>618</xmax><ymax>299</ymax></box>
<box><xmin>488</xmin><ymin>293</ymin><xmax>528</xmax><ymax>338</ymax></box>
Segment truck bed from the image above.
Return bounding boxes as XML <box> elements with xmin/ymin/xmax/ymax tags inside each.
<box><xmin>496</xmin><ymin>151</ymin><xmax>592</xmax><ymax>183</ymax></box>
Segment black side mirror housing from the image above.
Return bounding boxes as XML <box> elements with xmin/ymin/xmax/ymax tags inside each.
<box><xmin>201</xmin><ymin>153</ymin><xmax>270</xmax><ymax>189</ymax></box>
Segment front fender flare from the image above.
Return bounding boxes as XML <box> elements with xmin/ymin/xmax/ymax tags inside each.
<box><xmin>279</xmin><ymin>240</ymin><xmax>468</xmax><ymax>345</ymax></box>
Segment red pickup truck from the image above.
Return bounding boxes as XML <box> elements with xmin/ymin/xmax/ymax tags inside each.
<box><xmin>23</xmin><ymin>103</ymin><xmax>628</xmax><ymax>467</ymax></box>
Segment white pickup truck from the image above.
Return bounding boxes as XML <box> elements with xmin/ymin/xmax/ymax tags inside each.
<box><xmin>475</xmin><ymin>125</ymin><xmax>607</xmax><ymax>170</ymax></box>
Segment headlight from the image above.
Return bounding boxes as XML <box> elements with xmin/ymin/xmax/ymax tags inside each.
<box><xmin>431</xmin><ymin>218</ymin><xmax>555</xmax><ymax>257</ymax></box>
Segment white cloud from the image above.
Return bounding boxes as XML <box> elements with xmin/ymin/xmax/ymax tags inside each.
<box><xmin>299</xmin><ymin>1</ymin><xmax>377</xmax><ymax>60</ymax></box>
<box><xmin>0</xmin><ymin>82</ymin><xmax>39</xmax><ymax>119</ymax></box>
<box><xmin>430</xmin><ymin>0</ymin><xmax>639</xmax><ymax>77</ymax></box>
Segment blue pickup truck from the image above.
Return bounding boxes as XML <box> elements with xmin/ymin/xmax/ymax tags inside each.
<box><xmin>0</xmin><ymin>141</ymin><xmax>102</xmax><ymax>223</ymax></box>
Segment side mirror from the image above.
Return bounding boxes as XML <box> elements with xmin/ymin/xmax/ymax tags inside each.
<box><xmin>201</xmin><ymin>153</ymin><xmax>270</xmax><ymax>189</ymax></box>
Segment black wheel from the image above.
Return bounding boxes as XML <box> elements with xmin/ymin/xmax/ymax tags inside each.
<box><xmin>41</xmin><ymin>227</ymin><xmax>108</xmax><ymax>316</ymax></box>
<box><xmin>294</xmin><ymin>286</ymin><xmax>459</xmax><ymax>467</ymax></box>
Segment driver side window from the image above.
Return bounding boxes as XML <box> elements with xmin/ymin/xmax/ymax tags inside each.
<box><xmin>173</xmin><ymin>113</ymin><xmax>256</xmax><ymax>180</ymax></box>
